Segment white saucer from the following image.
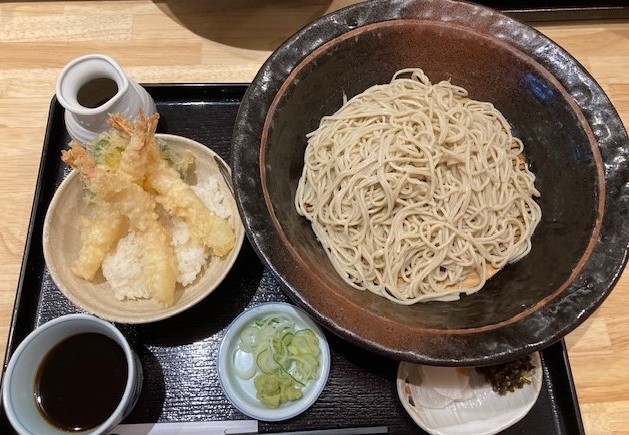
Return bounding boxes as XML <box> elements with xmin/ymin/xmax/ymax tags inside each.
<box><xmin>397</xmin><ymin>352</ymin><xmax>543</xmax><ymax>435</ymax></box>
<box><xmin>218</xmin><ymin>302</ymin><xmax>330</xmax><ymax>422</ymax></box>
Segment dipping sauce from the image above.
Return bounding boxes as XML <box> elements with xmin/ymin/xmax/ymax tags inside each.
<box><xmin>34</xmin><ymin>332</ymin><xmax>128</xmax><ymax>432</ymax></box>
<box><xmin>77</xmin><ymin>77</ymin><xmax>118</xmax><ymax>108</ymax></box>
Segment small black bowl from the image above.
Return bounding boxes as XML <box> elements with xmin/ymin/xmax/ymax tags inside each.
<box><xmin>231</xmin><ymin>0</ymin><xmax>629</xmax><ymax>365</ymax></box>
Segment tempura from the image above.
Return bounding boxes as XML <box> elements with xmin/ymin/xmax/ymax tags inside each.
<box><xmin>60</xmin><ymin>111</ymin><xmax>236</xmax><ymax>307</ymax></box>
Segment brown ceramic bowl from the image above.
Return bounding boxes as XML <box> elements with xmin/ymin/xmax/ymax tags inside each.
<box><xmin>231</xmin><ymin>0</ymin><xmax>629</xmax><ymax>365</ymax></box>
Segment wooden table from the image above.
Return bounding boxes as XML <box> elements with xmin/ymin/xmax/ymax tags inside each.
<box><xmin>0</xmin><ymin>1</ymin><xmax>627</xmax><ymax>433</ymax></box>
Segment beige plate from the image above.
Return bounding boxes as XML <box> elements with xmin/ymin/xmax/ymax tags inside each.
<box><xmin>43</xmin><ymin>134</ymin><xmax>245</xmax><ymax>324</ymax></box>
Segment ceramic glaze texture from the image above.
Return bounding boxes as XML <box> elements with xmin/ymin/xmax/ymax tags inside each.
<box><xmin>231</xmin><ymin>0</ymin><xmax>629</xmax><ymax>365</ymax></box>
<box><xmin>263</xmin><ymin>20</ymin><xmax>600</xmax><ymax>330</ymax></box>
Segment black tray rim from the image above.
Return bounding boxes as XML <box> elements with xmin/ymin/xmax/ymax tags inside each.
<box><xmin>1</xmin><ymin>83</ymin><xmax>585</xmax><ymax>434</ymax></box>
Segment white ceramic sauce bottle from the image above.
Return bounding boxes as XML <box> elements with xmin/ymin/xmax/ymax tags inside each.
<box><xmin>56</xmin><ymin>54</ymin><xmax>156</xmax><ymax>144</ymax></box>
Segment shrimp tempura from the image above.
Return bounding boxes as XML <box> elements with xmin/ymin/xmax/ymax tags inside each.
<box><xmin>109</xmin><ymin>110</ymin><xmax>159</xmax><ymax>185</ymax></box>
<box><xmin>62</xmin><ymin>143</ymin><xmax>178</xmax><ymax>307</ymax></box>
<box><xmin>145</xmin><ymin>136</ymin><xmax>236</xmax><ymax>257</ymax></box>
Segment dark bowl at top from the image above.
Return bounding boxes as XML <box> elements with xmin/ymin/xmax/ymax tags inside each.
<box><xmin>231</xmin><ymin>0</ymin><xmax>629</xmax><ymax>366</ymax></box>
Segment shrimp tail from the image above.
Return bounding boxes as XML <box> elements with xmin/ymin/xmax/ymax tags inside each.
<box><xmin>108</xmin><ymin>111</ymin><xmax>139</xmax><ymax>136</ymax></box>
<box><xmin>116</xmin><ymin>111</ymin><xmax>160</xmax><ymax>183</ymax></box>
<box><xmin>61</xmin><ymin>141</ymin><xmax>97</xmax><ymax>180</ymax></box>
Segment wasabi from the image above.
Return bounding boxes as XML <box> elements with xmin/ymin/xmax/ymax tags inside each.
<box><xmin>254</xmin><ymin>374</ymin><xmax>302</xmax><ymax>408</ymax></box>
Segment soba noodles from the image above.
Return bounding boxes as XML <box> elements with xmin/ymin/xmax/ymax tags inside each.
<box><xmin>294</xmin><ymin>68</ymin><xmax>541</xmax><ymax>304</ymax></box>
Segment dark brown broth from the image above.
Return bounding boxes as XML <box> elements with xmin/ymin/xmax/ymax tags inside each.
<box><xmin>76</xmin><ymin>77</ymin><xmax>118</xmax><ymax>108</ymax></box>
<box><xmin>34</xmin><ymin>332</ymin><xmax>128</xmax><ymax>432</ymax></box>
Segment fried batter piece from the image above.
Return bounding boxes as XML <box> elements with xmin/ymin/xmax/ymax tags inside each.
<box><xmin>72</xmin><ymin>201</ymin><xmax>125</xmax><ymax>281</ymax></box>
<box><xmin>62</xmin><ymin>143</ymin><xmax>178</xmax><ymax>307</ymax></box>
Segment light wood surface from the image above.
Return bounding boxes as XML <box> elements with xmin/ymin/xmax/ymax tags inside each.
<box><xmin>1</xmin><ymin>1</ymin><xmax>628</xmax><ymax>433</ymax></box>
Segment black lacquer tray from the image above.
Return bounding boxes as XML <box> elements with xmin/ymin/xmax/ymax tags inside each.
<box><xmin>490</xmin><ymin>1</ymin><xmax>629</xmax><ymax>21</ymax></box>
<box><xmin>0</xmin><ymin>84</ymin><xmax>585</xmax><ymax>434</ymax></box>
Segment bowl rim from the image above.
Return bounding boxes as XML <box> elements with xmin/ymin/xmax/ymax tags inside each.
<box><xmin>231</xmin><ymin>0</ymin><xmax>629</xmax><ymax>365</ymax></box>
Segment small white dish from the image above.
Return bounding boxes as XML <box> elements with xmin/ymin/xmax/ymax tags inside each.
<box><xmin>56</xmin><ymin>54</ymin><xmax>156</xmax><ymax>144</ymax></box>
<box><xmin>218</xmin><ymin>302</ymin><xmax>330</xmax><ymax>421</ymax></box>
<box><xmin>397</xmin><ymin>352</ymin><xmax>542</xmax><ymax>435</ymax></box>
